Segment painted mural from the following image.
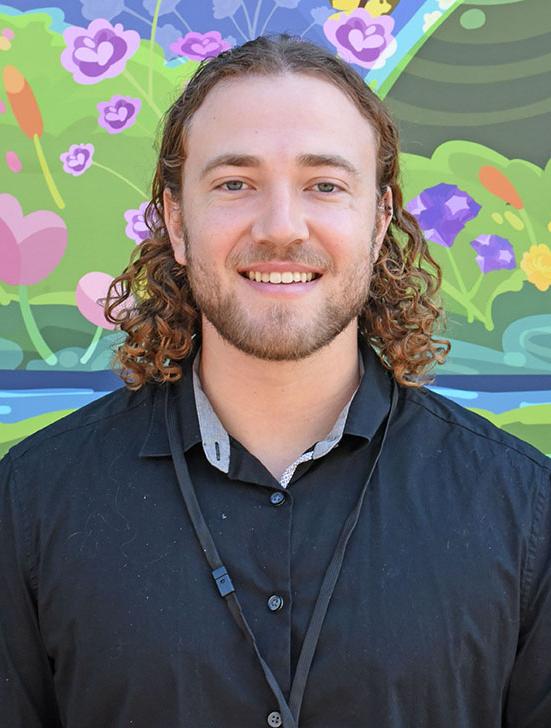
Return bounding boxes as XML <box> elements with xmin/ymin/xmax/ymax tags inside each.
<box><xmin>0</xmin><ymin>0</ymin><xmax>549</xmax><ymax>458</ymax></box>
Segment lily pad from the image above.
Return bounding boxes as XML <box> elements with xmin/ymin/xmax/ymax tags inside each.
<box><xmin>26</xmin><ymin>332</ymin><xmax>124</xmax><ymax>371</ymax></box>
<box><xmin>0</xmin><ymin>337</ymin><xmax>23</xmax><ymax>369</ymax></box>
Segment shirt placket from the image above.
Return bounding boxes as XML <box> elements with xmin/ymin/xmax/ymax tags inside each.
<box><xmin>258</xmin><ymin>480</ymin><xmax>294</xmax><ymax>700</ymax></box>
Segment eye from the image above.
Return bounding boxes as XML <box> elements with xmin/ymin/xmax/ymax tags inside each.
<box><xmin>313</xmin><ymin>182</ymin><xmax>342</xmax><ymax>194</ymax></box>
<box><xmin>218</xmin><ymin>180</ymin><xmax>249</xmax><ymax>191</ymax></box>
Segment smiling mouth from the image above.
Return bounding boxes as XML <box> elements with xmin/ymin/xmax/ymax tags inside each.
<box><xmin>239</xmin><ymin>271</ymin><xmax>322</xmax><ymax>284</ymax></box>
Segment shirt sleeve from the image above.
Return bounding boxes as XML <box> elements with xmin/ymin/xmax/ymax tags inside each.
<box><xmin>0</xmin><ymin>453</ymin><xmax>63</xmax><ymax>727</ymax></box>
<box><xmin>505</xmin><ymin>468</ymin><xmax>551</xmax><ymax>727</ymax></box>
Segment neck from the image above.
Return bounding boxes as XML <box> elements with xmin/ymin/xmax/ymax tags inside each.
<box><xmin>197</xmin><ymin>319</ymin><xmax>361</xmax><ymax>478</ymax></box>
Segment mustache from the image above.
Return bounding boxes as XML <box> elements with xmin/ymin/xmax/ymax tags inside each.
<box><xmin>183</xmin><ymin>228</ymin><xmax>334</xmax><ymax>272</ymax></box>
<box><xmin>228</xmin><ymin>245</ymin><xmax>334</xmax><ymax>273</ymax></box>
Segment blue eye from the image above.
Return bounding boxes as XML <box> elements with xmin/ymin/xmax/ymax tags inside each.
<box><xmin>221</xmin><ymin>180</ymin><xmax>245</xmax><ymax>191</ymax></box>
<box><xmin>315</xmin><ymin>182</ymin><xmax>339</xmax><ymax>193</ymax></box>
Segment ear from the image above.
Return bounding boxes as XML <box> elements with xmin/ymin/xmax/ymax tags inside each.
<box><xmin>373</xmin><ymin>186</ymin><xmax>393</xmax><ymax>260</ymax></box>
<box><xmin>163</xmin><ymin>188</ymin><xmax>187</xmax><ymax>265</ymax></box>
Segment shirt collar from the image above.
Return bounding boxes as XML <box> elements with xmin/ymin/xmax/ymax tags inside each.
<box><xmin>139</xmin><ymin>351</ymin><xmax>201</xmax><ymax>458</ymax></box>
<box><xmin>192</xmin><ymin>352</ymin><xmax>231</xmax><ymax>471</ymax></box>
<box><xmin>192</xmin><ymin>348</ymin><xmax>366</xmax><ymax>474</ymax></box>
<box><xmin>344</xmin><ymin>339</ymin><xmax>393</xmax><ymax>441</ymax></box>
<box><xmin>139</xmin><ymin>336</ymin><xmax>392</xmax><ymax>460</ymax></box>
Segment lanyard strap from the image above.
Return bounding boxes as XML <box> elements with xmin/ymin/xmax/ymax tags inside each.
<box><xmin>166</xmin><ymin>380</ymin><xmax>398</xmax><ymax>728</ymax></box>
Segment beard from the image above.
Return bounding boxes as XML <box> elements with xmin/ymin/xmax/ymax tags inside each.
<box><xmin>183</xmin><ymin>226</ymin><xmax>377</xmax><ymax>362</ymax></box>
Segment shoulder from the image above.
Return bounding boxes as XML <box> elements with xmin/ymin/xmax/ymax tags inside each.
<box><xmin>400</xmin><ymin>384</ymin><xmax>551</xmax><ymax>476</ymax></box>
<box><xmin>6</xmin><ymin>383</ymin><xmax>154</xmax><ymax>467</ymax></box>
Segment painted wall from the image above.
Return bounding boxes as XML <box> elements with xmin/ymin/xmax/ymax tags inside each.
<box><xmin>0</xmin><ymin>0</ymin><xmax>549</xmax><ymax>457</ymax></box>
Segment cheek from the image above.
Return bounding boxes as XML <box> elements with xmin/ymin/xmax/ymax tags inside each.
<box><xmin>190</xmin><ymin>204</ymin><xmax>257</xmax><ymax>269</ymax></box>
<box><xmin>312</xmin><ymin>207</ymin><xmax>373</xmax><ymax>256</ymax></box>
<box><xmin>186</xmin><ymin>217</ymin><xmax>236</xmax><ymax>270</ymax></box>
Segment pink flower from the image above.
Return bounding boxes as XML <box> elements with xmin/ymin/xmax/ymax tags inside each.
<box><xmin>60</xmin><ymin>143</ymin><xmax>94</xmax><ymax>176</ymax></box>
<box><xmin>76</xmin><ymin>271</ymin><xmax>117</xmax><ymax>329</ymax></box>
<box><xmin>61</xmin><ymin>19</ymin><xmax>140</xmax><ymax>85</ymax></box>
<box><xmin>97</xmin><ymin>95</ymin><xmax>141</xmax><ymax>134</ymax></box>
<box><xmin>323</xmin><ymin>9</ymin><xmax>396</xmax><ymax>70</ymax></box>
<box><xmin>169</xmin><ymin>31</ymin><xmax>231</xmax><ymax>61</ymax></box>
<box><xmin>0</xmin><ymin>193</ymin><xmax>67</xmax><ymax>285</ymax></box>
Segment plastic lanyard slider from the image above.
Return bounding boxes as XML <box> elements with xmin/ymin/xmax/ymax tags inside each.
<box><xmin>212</xmin><ymin>565</ymin><xmax>235</xmax><ymax>597</ymax></box>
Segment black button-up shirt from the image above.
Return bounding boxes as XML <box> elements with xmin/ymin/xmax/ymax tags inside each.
<box><xmin>1</xmin><ymin>342</ymin><xmax>550</xmax><ymax>727</ymax></box>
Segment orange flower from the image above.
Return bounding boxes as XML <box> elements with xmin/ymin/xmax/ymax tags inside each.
<box><xmin>2</xmin><ymin>65</ymin><xmax>43</xmax><ymax>138</ymax></box>
<box><xmin>521</xmin><ymin>244</ymin><xmax>551</xmax><ymax>292</ymax></box>
<box><xmin>479</xmin><ymin>165</ymin><xmax>523</xmax><ymax>209</ymax></box>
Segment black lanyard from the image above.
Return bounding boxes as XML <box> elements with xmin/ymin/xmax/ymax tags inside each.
<box><xmin>166</xmin><ymin>378</ymin><xmax>398</xmax><ymax>728</ymax></box>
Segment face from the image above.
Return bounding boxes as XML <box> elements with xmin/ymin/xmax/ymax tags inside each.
<box><xmin>164</xmin><ymin>72</ymin><xmax>392</xmax><ymax>361</ymax></box>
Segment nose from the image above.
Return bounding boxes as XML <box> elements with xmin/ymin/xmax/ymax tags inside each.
<box><xmin>250</xmin><ymin>184</ymin><xmax>309</xmax><ymax>248</ymax></box>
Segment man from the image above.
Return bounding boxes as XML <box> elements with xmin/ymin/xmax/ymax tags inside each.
<box><xmin>1</xmin><ymin>35</ymin><xmax>550</xmax><ymax>728</ymax></box>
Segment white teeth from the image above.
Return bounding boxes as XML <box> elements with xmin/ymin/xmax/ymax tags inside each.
<box><xmin>244</xmin><ymin>270</ymin><xmax>317</xmax><ymax>283</ymax></box>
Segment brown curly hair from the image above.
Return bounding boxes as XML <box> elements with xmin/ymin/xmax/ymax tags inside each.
<box><xmin>105</xmin><ymin>34</ymin><xmax>449</xmax><ymax>389</ymax></box>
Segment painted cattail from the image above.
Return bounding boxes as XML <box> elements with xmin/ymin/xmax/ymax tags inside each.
<box><xmin>2</xmin><ymin>64</ymin><xmax>64</xmax><ymax>209</ymax></box>
<box><xmin>3</xmin><ymin>65</ymin><xmax>43</xmax><ymax>138</ymax></box>
<box><xmin>479</xmin><ymin>165</ymin><xmax>524</xmax><ymax>210</ymax></box>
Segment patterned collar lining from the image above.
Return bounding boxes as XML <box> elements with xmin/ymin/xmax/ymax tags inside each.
<box><xmin>192</xmin><ymin>350</ymin><xmax>364</xmax><ymax>488</ymax></box>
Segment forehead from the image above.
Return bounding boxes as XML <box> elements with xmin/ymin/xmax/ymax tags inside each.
<box><xmin>183</xmin><ymin>72</ymin><xmax>378</xmax><ymax>175</ymax></box>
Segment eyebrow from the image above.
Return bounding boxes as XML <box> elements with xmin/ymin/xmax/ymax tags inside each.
<box><xmin>199</xmin><ymin>152</ymin><xmax>361</xmax><ymax>180</ymax></box>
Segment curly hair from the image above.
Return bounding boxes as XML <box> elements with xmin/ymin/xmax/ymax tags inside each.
<box><xmin>105</xmin><ymin>34</ymin><xmax>449</xmax><ymax>389</ymax></box>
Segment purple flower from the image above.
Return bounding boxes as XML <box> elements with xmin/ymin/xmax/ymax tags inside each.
<box><xmin>124</xmin><ymin>201</ymin><xmax>151</xmax><ymax>244</ymax></box>
<box><xmin>470</xmin><ymin>234</ymin><xmax>517</xmax><ymax>274</ymax></box>
<box><xmin>60</xmin><ymin>143</ymin><xmax>94</xmax><ymax>176</ymax></box>
<box><xmin>97</xmin><ymin>95</ymin><xmax>141</xmax><ymax>134</ymax></box>
<box><xmin>170</xmin><ymin>30</ymin><xmax>231</xmax><ymax>60</ymax></box>
<box><xmin>323</xmin><ymin>9</ymin><xmax>396</xmax><ymax>70</ymax></box>
<box><xmin>61</xmin><ymin>19</ymin><xmax>140</xmax><ymax>85</ymax></box>
<box><xmin>407</xmin><ymin>183</ymin><xmax>481</xmax><ymax>248</ymax></box>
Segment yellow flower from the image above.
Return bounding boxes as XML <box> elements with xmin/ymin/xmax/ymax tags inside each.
<box><xmin>521</xmin><ymin>244</ymin><xmax>551</xmax><ymax>292</ymax></box>
<box><xmin>331</xmin><ymin>0</ymin><xmax>392</xmax><ymax>15</ymax></box>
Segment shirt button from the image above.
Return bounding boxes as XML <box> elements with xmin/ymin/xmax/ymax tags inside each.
<box><xmin>270</xmin><ymin>491</ymin><xmax>286</xmax><ymax>506</ymax></box>
<box><xmin>267</xmin><ymin>711</ymin><xmax>282</xmax><ymax>727</ymax></box>
<box><xmin>267</xmin><ymin>594</ymin><xmax>284</xmax><ymax>612</ymax></box>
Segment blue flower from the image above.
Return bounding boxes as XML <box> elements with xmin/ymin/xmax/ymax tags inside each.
<box><xmin>212</xmin><ymin>0</ymin><xmax>242</xmax><ymax>20</ymax></box>
<box><xmin>156</xmin><ymin>23</ymin><xmax>183</xmax><ymax>55</ymax></box>
<box><xmin>274</xmin><ymin>0</ymin><xmax>302</xmax><ymax>7</ymax></box>
<box><xmin>310</xmin><ymin>6</ymin><xmax>333</xmax><ymax>25</ymax></box>
<box><xmin>80</xmin><ymin>0</ymin><xmax>124</xmax><ymax>22</ymax></box>
<box><xmin>143</xmin><ymin>0</ymin><xmax>181</xmax><ymax>16</ymax></box>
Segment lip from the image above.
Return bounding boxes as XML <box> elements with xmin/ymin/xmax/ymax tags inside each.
<box><xmin>236</xmin><ymin>262</ymin><xmax>324</xmax><ymax>275</ymax></box>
